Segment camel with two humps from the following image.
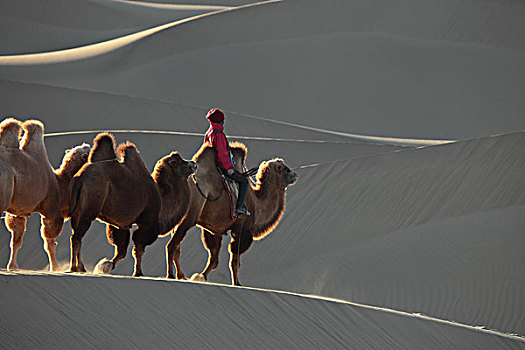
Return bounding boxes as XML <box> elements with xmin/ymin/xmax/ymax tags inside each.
<box><xmin>166</xmin><ymin>142</ymin><xmax>298</xmax><ymax>286</ymax></box>
<box><xmin>0</xmin><ymin>118</ymin><xmax>90</xmax><ymax>271</ymax></box>
<box><xmin>68</xmin><ymin>133</ymin><xmax>196</xmax><ymax>276</ymax></box>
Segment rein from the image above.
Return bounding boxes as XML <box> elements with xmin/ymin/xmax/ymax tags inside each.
<box><xmin>191</xmin><ymin>174</ymin><xmax>224</xmax><ymax>202</ymax></box>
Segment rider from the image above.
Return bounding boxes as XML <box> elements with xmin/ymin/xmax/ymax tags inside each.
<box><xmin>204</xmin><ymin>108</ymin><xmax>250</xmax><ymax>217</ymax></box>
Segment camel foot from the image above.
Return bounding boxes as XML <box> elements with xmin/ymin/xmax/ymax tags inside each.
<box><xmin>94</xmin><ymin>258</ymin><xmax>114</xmax><ymax>274</ymax></box>
<box><xmin>166</xmin><ymin>272</ymin><xmax>187</xmax><ymax>280</ymax></box>
<box><xmin>7</xmin><ymin>263</ymin><xmax>19</xmax><ymax>271</ymax></box>
<box><xmin>67</xmin><ymin>266</ymin><xmax>86</xmax><ymax>273</ymax></box>
<box><xmin>190</xmin><ymin>273</ymin><xmax>207</xmax><ymax>282</ymax></box>
<box><xmin>132</xmin><ymin>271</ymin><xmax>143</xmax><ymax>277</ymax></box>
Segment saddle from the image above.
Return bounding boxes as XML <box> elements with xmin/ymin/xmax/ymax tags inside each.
<box><xmin>193</xmin><ymin>165</ymin><xmax>257</xmax><ymax>219</ymax></box>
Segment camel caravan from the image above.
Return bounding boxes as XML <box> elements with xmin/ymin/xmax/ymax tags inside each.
<box><xmin>0</xmin><ymin>111</ymin><xmax>297</xmax><ymax>285</ymax></box>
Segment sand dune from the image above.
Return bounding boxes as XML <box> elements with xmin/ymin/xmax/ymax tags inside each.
<box><xmin>1</xmin><ymin>0</ymin><xmax>524</xmax><ymax>348</ymax></box>
<box><xmin>1</xmin><ymin>0</ymin><xmax>525</xmax><ymax>138</ymax></box>
<box><xmin>1</xmin><ymin>130</ymin><xmax>523</xmax><ymax>338</ymax></box>
<box><xmin>2</xmin><ymin>271</ymin><xmax>524</xmax><ymax>349</ymax></box>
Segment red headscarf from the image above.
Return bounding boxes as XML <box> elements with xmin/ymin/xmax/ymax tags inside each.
<box><xmin>206</xmin><ymin>108</ymin><xmax>225</xmax><ymax>123</ymax></box>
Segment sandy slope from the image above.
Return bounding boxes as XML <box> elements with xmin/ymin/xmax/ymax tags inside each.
<box><xmin>1</xmin><ymin>130</ymin><xmax>523</xmax><ymax>337</ymax></box>
<box><xmin>0</xmin><ymin>0</ymin><xmax>229</xmax><ymax>54</ymax></box>
<box><xmin>1</xmin><ymin>0</ymin><xmax>525</xmax><ymax>138</ymax></box>
<box><xmin>1</xmin><ymin>271</ymin><xmax>524</xmax><ymax>350</ymax></box>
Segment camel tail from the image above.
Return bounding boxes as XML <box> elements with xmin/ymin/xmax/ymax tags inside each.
<box><xmin>68</xmin><ymin>177</ymin><xmax>82</xmax><ymax>218</ymax></box>
<box><xmin>89</xmin><ymin>133</ymin><xmax>116</xmax><ymax>162</ymax></box>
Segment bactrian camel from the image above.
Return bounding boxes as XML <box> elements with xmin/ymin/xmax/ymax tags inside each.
<box><xmin>68</xmin><ymin>133</ymin><xmax>196</xmax><ymax>276</ymax></box>
<box><xmin>166</xmin><ymin>142</ymin><xmax>297</xmax><ymax>285</ymax></box>
<box><xmin>0</xmin><ymin>118</ymin><xmax>90</xmax><ymax>271</ymax></box>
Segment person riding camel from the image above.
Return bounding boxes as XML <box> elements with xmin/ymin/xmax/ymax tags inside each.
<box><xmin>204</xmin><ymin>108</ymin><xmax>250</xmax><ymax>217</ymax></box>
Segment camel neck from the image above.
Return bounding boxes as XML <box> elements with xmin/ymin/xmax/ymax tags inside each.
<box><xmin>252</xmin><ymin>180</ymin><xmax>286</xmax><ymax>236</ymax></box>
<box><xmin>156</xmin><ymin>177</ymin><xmax>190</xmax><ymax>235</ymax></box>
<box><xmin>55</xmin><ymin>172</ymin><xmax>73</xmax><ymax>215</ymax></box>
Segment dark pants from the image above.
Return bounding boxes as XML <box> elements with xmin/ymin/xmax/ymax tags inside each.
<box><xmin>220</xmin><ymin>168</ymin><xmax>248</xmax><ymax>209</ymax></box>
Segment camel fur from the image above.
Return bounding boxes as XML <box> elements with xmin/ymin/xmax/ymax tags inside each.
<box><xmin>68</xmin><ymin>133</ymin><xmax>196</xmax><ymax>276</ymax></box>
<box><xmin>0</xmin><ymin>117</ymin><xmax>90</xmax><ymax>271</ymax></box>
<box><xmin>0</xmin><ymin>118</ymin><xmax>22</xmax><ymax>148</ymax></box>
<box><xmin>166</xmin><ymin>142</ymin><xmax>298</xmax><ymax>285</ymax></box>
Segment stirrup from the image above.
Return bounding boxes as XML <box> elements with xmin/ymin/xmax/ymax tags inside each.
<box><xmin>235</xmin><ymin>206</ymin><xmax>250</xmax><ymax>217</ymax></box>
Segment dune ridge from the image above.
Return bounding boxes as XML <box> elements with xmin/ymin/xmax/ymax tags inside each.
<box><xmin>0</xmin><ymin>0</ymin><xmax>232</xmax><ymax>55</ymax></box>
<box><xmin>0</xmin><ymin>0</ymin><xmax>280</xmax><ymax>64</ymax></box>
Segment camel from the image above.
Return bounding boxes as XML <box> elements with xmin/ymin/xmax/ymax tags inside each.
<box><xmin>0</xmin><ymin>118</ymin><xmax>90</xmax><ymax>271</ymax></box>
<box><xmin>68</xmin><ymin>133</ymin><xmax>196</xmax><ymax>276</ymax></box>
<box><xmin>166</xmin><ymin>142</ymin><xmax>298</xmax><ymax>286</ymax></box>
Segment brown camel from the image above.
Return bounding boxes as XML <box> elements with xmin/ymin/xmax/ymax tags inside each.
<box><xmin>68</xmin><ymin>133</ymin><xmax>196</xmax><ymax>276</ymax></box>
<box><xmin>0</xmin><ymin>118</ymin><xmax>90</xmax><ymax>271</ymax></box>
<box><xmin>166</xmin><ymin>142</ymin><xmax>298</xmax><ymax>286</ymax></box>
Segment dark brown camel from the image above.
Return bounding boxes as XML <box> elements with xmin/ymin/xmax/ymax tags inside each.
<box><xmin>0</xmin><ymin>118</ymin><xmax>90</xmax><ymax>271</ymax></box>
<box><xmin>166</xmin><ymin>142</ymin><xmax>298</xmax><ymax>285</ymax></box>
<box><xmin>68</xmin><ymin>133</ymin><xmax>196</xmax><ymax>276</ymax></box>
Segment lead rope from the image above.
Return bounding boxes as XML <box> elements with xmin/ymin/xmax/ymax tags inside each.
<box><xmin>236</xmin><ymin>227</ymin><xmax>242</xmax><ymax>286</ymax></box>
<box><xmin>191</xmin><ymin>174</ymin><xmax>224</xmax><ymax>202</ymax></box>
<box><xmin>235</xmin><ymin>165</ymin><xmax>258</xmax><ymax>286</ymax></box>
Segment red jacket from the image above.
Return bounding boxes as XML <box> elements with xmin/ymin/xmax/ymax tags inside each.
<box><xmin>204</xmin><ymin>122</ymin><xmax>234</xmax><ymax>170</ymax></box>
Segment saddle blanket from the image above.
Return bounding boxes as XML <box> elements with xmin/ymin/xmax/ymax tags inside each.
<box><xmin>221</xmin><ymin>175</ymin><xmax>239</xmax><ymax>219</ymax></box>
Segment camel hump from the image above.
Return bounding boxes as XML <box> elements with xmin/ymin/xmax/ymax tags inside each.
<box><xmin>20</xmin><ymin>119</ymin><xmax>45</xmax><ymax>151</ymax></box>
<box><xmin>0</xmin><ymin>118</ymin><xmax>22</xmax><ymax>148</ymax></box>
<box><xmin>229</xmin><ymin>141</ymin><xmax>248</xmax><ymax>167</ymax></box>
<box><xmin>117</xmin><ymin>141</ymin><xmax>149</xmax><ymax>173</ymax></box>
<box><xmin>193</xmin><ymin>144</ymin><xmax>223</xmax><ymax>166</ymax></box>
<box><xmin>89</xmin><ymin>133</ymin><xmax>116</xmax><ymax>162</ymax></box>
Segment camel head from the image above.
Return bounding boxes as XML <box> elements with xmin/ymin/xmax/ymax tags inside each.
<box><xmin>256</xmin><ymin>158</ymin><xmax>298</xmax><ymax>189</ymax></box>
<box><xmin>153</xmin><ymin>151</ymin><xmax>197</xmax><ymax>185</ymax></box>
<box><xmin>57</xmin><ymin>143</ymin><xmax>91</xmax><ymax>176</ymax></box>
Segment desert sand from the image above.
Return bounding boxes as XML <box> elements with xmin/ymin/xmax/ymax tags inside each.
<box><xmin>1</xmin><ymin>0</ymin><xmax>524</xmax><ymax>349</ymax></box>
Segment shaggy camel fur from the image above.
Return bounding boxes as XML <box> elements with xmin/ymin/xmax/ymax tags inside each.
<box><xmin>166</xmin><ymin>142</ymin><xmax>298</xmax><ymax>285</ymax></box>
<box><xmin>68</xmin><ymin>133</ymin><xmax>196</xmax><ymax>276</ymax></box>
<box><xmin>0</xmin><ymin>118</ymin><xmax>90</xmax><ymax>271</ymax></box>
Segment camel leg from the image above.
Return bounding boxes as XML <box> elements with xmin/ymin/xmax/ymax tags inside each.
<box><xmin>41</xmin><ymin>216</ymin><xmax>64</xmax><ymax>272</ymax></box>
<box><xmin>106</xmin><ymin>225</ymin><xmax>131</xmax><ymax>270</ymax></box>
<box><xmin>166</xmin><ymin>197</ymin><xmax>206</xmax><ymax>280</ymax></box>
<box><xmin>229</xmin><ymin>229</ymin><xmax>253</xmax><ymax>286</ymax></box>
<box><xmin>69</xmin><ymin>214</ymin><xmax>93</xmax><ymax>273</ymax></box>
<box><xmin>200</xmin><ymin>229</ymin><xmax>223</xmax><ymax>280</ymax></box>
<box><xmin>173</xmin><ymin>244</ymin><xmax>183</xmax><ymax>279</ymax></box>
<box><xmin>5</xmin><ymin>214</ymin><xmax>26</xmax><ymax>271</ymax></box>
<box><xmin>131</xmin><ymin>225</ymin><xmax>158</xmax><ymax>277</ymax></box>
<box><xmin>166</xmin><ymin>219</ymin><xmax>195</xmax><ymax>280</ymax></box>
